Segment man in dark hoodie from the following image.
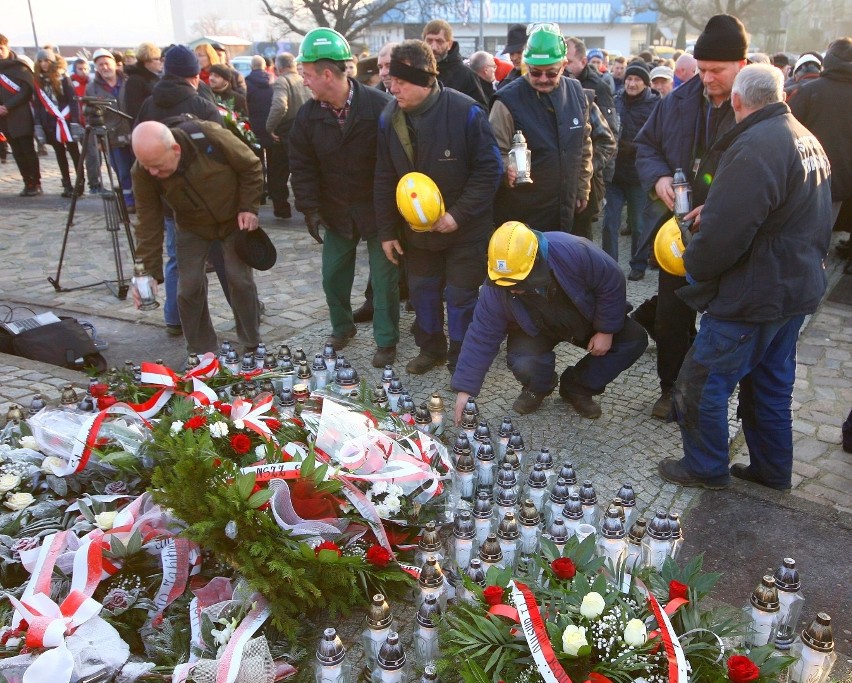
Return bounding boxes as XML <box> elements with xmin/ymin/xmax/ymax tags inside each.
<box><xmin>0</xmin><ymin>34</ymin><xmax>41</xmax><ymax>196</ymax></box>
<box><xmin>422</xmin><ymin>19</ymin><xmax>487</xmax><ymax>107</ymax></box>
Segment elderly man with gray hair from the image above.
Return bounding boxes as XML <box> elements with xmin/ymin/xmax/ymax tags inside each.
<box><xmin>469</xmin><ymin>50</ymin><xmax>497</xmax><ymax>100</ymax></box>
<box><xmin>658</xmin><ymin>63</ymin><xmax>833</xmax><ymax>492</ymax></box>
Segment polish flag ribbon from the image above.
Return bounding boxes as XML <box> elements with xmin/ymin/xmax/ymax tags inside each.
<box><xmin>34</xmin><ymin>86</ymin><xmax>72</xmax><ymax>143</ymax></box>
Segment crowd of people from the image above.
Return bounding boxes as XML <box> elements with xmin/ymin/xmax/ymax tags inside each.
<box><xmin>0</xmin><ymin>19</ymin><xmax>849</xmax><ymax>493</ymax></box>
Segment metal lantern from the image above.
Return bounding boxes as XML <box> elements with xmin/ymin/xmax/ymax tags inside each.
<box><xmin>362</xmin><ymin>594</ymin><xmax>393</xmax><ymax>675</ymax></box>
<box><xmin>219</xmin><ymin>340</ymin><xmax>234</xmax><ymax>365</ymax></box>
<box><xmin>625</xmin><ymin>518</ymin><xmax>647</xmax><ymax>573</ymax></box>
<box><xmin>452</xmin><ymin>432</ymin><xmax>471</xmax><ymax>468</ymax></box>
<box><xmin>417</xmin><ymin>556</ymin><xmax>446</xmax><ymax>610</ymax></box>
<box><xmin>497</xmin><ymin>416</ymin><xmax>514</xmax><ymax>457</ymax></box>
<box><xmin>789</xmin><ymin>613</ymin><xmax>836</xmax><ymax>683</ymax></box>
<box><xmin>292</xmin><ymin>347</ymin><xmax>307</xmax><ymax>364</ymax></box>
<box><xmin>420</xmin><ymin>664</ymin><xmax>440</xmax><ymax>682</ymax></box>
<box><xmin>744</xmin><ymin>575</ymin><xmax>780</xmax><ymax>649</ymax></box>
<box><xmin>277</xmin><ymin>355</ymin><xmax>295</xmax><ymax>390</ymax></box>
<box><xmin>427</xmin><ymin>393</ymin><xmax>445</xmax><ymax>437</ymax></box>
<box><xmin>508</xmin><ymin>429</ymin><xmax>526</xmax><ymax>467</ymax></box>
<box><xmin>414</xmin><ymin>403</ymin><xmax>433</xmax><ymax>434</ymax></box>
<box><xmin>311</xmin><ymin>354</ymin><xmax>328</xmax><ymax>390</ymax></box>
<box><xmin>526</xmin><ymin>463</ymin><xmax>549</xmax><ymax>512</ymax></box>
<box><xmin>323</xmin><ymin>342</ymin><xmax>338</xmax><ymax>372</ymax></box>
<box><xmin>381</xmin><ymin>365</ymin><xmax>395</xmax><ymax>392</ymax></box>
<box><xmin>616</xmin><ymin>483</ymin><xmax>637</xmax><ymax>528</ymax></box>
<box><xmin>472</xmin><ymin>490</ymin><xmax>495</xmax><ymax>545</ymax></box>
<box><xmin>241</xmin><ymin>352</ymin><xmax>257</xmax><ymax>375</ymax></box>
<box><xmin>508</xmin><ymin>130</ymin><xmax>533</xmax><ymax>184</ymax></box>
<box><xmin>774</xmin><ymin>557</ymin><xmax>805</xmax><ymax>650</ymax></box>
<box><xmin>642</xmin><ymin>509</ymin><xmax>672</xmax><ymax>572</ymax></box>
<box><xmin>518</xmin><ymin>498</ymin><xmax>542</xmax><ymax>556</ymax></box>
<box><xmin>451</xmin><ymin>510</ymin><xmax>477</xmax><ymax>572</ymax></box>
<box><xmin>263</xmin><ymin>353</ymin><xmax>277</xmax><ymax>372</ymax></box>
<box><xmin>547</xmin><ymin>517</ymin><xmax>569</xmax><ymax>556</ymax></box>
<box><xmin>460</xmin><ymin>558</ymin><xmax>487</xmax><ymax>604</ymax></box>
<box><xmin>132</xmin><ymin>259</ymin><xmax>159</xmax><ymax>310</ymax></box>
<box><xmin>461</xmin><ymin>406</ymin><xmax>478</xmax><ymax>443</ymax></box>
<box><xmin>473</xmin><ymin>420</ymin><xmax>492</xmax><ymax>448</ymax></box>
<box><xmin>415</xmin><ymin>522</ymin><xmax>444</xmax><ymax>569</ymax></box>
<box><xmin>597</xmin><ymin>508</ymin><xmax>627</xmax><ymax>570</ymax></box>
<box><xmin>497</xmin><ymin>511</ymin><xmax>520</xmax><ymax>569</ymax></box>
<box><xmin>414</xmin><ymin>594</ymin><xmax>442</xmax><ymax>670</ymax></box>
<box><xmin>60</xmin><ymin>384</ymin><xmax>79</xmax><ymax>406</ymax></box>
<box><xmin>578</xmin><ymin>480</ymin><xmax>600</xmax><ymax>528</ymax></box>
<box><xmin>497</xmin><ymin>462</ymin><xmax>518</xmax><ymax>494</ymax></box>
<box><xmin>557</xmin><ymin>462</ymin><xmax>578</xmax><ymax>494</ymax></box>
<box><xmin>547</xmin><ymin>477</ymin><xmax>571</xmax><ymax>526</ymax></box>
<box><xmin>478</xmin><ymin>533</ymin><xmax>504</xmax><ymax>572</ymax></box>
<box><xmin>5</xmin><ymin>404</ymin><xmax>24</xmax><ymax>426</ymax></box>
<box><xmin>561</xmin><ymin>492</ymin><xmax>585</xmax><ymax>537</ymax></box>
<box><xmin>253</xmin><ymin>342</ymin><xmax>267</xmax><ymax>369</ymax></box>
<box><xmin>372</xmin><ymin>384</ymin><xmax>390</xmax><ymax>411</ymax></box>
<box><xmin>373</xmin><ymin>631</ymin><xmax>407</xmax><ymax>683</ymax></box>
<box><xmin>495</xmin><ymin>481</ymin><xmax>518</xmax><ymax>521</ymax></box>
<box><xmin>454</xmin><ymin>449</ymin><xmax>476</xmax><ymax>504</ymax></box>
<box><xmin>335</xmin><ymin>365</ymin><xmax>359</xmax><ymax>395</ymax></box>
<box><xmin>501</xmin><ymin>445</ymin><xmax>521</xmax><ymax>473</ymax></box>
<box><xmin>535</xmin><ymin>447</ymin><xmax>554</xmax><ymax>484</ymax></box>
<box><xmin>475</xmin><ymin>443</ymin><xmax>496</xmax><ymax>490</ymax></box>
<box><xmin>668</xmin><ymin>512</ymin><xmax>684</xmax><ymax>559</ymax></box>
<box><xmin>277</xmin><ymin>387</ymin><xmax>296</xmax><ymax>418</ymax></box>
<box><xmin>28</xmin><ymin>394</ymin><xmax>46</xmax><ymax>416</ymax></box>
<box><xmin>400</xmin><ymin>393</ymin><xmax>416</xmax><ymax>415</ymax></box>
<box><xmin>315</xmin><ymin>627</ymin><xmax>349</xmax><ymax>683</ymax></box>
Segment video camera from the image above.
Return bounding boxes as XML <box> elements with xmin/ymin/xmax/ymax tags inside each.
<box><xmin>79</xmin><ymin>96</ymin><xmax>132</xmax><ymax>127</ymax></box>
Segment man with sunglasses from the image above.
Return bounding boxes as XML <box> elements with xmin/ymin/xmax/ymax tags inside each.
<box><xmin>490</xmin><ymin>24</ymin><xmax>593</xmax><ymax>234</ymax></box>
<box><xmin>450</xmin><ymin>221</ymin><xmax>647</xmax><ymax>421</ymax></box>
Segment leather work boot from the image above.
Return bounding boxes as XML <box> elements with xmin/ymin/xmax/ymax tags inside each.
<box><xmin>326</xmin><ymin>328</ymin><xmax>356</xmax><ymax>352</ymax></box>
<box><xmin>372</xmin><ymin>346</ymin><xmax>396</xmax><ymax>368</ymax></box>
<box><xmin>405</xmin><ymin>351</ymin><xmax>446</xmax><ymax>375</ymax></box>
<box><xmin>564</xmin><ymin>393</ymin><xmax>602</xmax><ymax>419</ymax></box>
<box><xmin>651</xmin><ymin>389</ymin><xmax>673</xmax><ymax>420</ymax></box>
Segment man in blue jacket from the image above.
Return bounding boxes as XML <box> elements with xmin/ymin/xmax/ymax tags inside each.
<box><xmin>451</xmin><ymin>222</ymin><xmax>647</xmax><ymax>420</ymax></box>
<box><xmin>376</xmin><ymin>39</ymin><xmax>502</xmax><ymax>375</ymax></box>
<box><xmin>657</xmin><ymin>65</ymin><xmax>832</xmax><ymax>491</ymax></box>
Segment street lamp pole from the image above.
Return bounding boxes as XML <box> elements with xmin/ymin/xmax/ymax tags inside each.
<box><xmin>478</xmin><ymin>0</ymin><xmax>484</xmax><ymax>50</ymax></box>
<box><xmin>27</xmin><ymin>0</ymin><xmax>39</xmax><ymax>48</ymax></box>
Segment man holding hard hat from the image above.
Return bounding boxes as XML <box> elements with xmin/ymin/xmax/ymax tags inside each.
<box><xmin>375</xmin><ymin>39</ymin><xmax>502</xmax><ymax>375</ymax></box>
<box><xmin>289</xmin><ymin>28</ymin><xmax>399</xmax><ymax>368</ymax></box>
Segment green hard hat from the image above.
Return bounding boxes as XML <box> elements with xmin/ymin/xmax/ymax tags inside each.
<box><xmin>297</xmin><ymin>27</ymin><xmax>352</xmax><ymax>63</ymax></box>
<box><xmin>523</xmin><ymin>24</ymin><xmax>567</xmax><ymax>66</ymax></box>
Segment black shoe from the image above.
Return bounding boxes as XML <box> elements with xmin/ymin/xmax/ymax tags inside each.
<box><xmin>658</xmin><ymin>458</ymin><xmax>729</xmax><ymax>490</ymax></box>
<box><xmin>620</xmin><ymin>225</ymin><xmax>631</xmax><ymax>236</ymax></box>
<box><xmin>61</xmin><ymin>186</ymin><xmax>74</xmax><ymax>198</ymax></box>
<box><xmin>90</xmin><ymin>185</ymin><xmax>106</xmax><ymax>195</ymax></box>
<box><xmin>372</xmin><ymin>346</ymin><xmax>397</xmax><ymax>368</ymax></box>
<box><xmin>563</xmin><ymin>392</ymin><xmax>602</xmax><ymax>419</ymax></box>
<box><xmin>513</xmin><ymin>388</ymin><xmax>549</xmax><ymax>415</ymax></box>
<box><xmin>651</xmin><ymin>389</ymin><xmax>673</xmax><ymax>420</ymax></box>
<box><xmin>405</xmin><ymin>351</ymin><xmax>446</xmax><ymax>375</ymax></box>
<box><xmin>274</xmin><ymin>203</ymin><xmax>292</xmax><ymax>219</ymax></box>
<box><xmin>730</xmin><ymin>464</ymin><xmax>791</xmax><ymax>491</ymax></box>
<box><xmin>126</xmin><ymin>205</ymin><xmax>137</xmax><ymax>215</ymax></box>
<box><xmin>326</xmin><ymin>328</ymin><xmax>356</xmax><ymax>352</ymax></box>
<box><xmin>628</xmin><ymin>269</ymin><xmax>645</xmax><ymax>281</ymax></box>
<box><xmin>165</xmin><ymin>324</ymin><xmax>183</xmax><ymax>336</ymax></box>
<box><xmin>353</xmin><ymin>302</ymin><xmax>374</xmax><ymax>323</ymax></box>
<box><xmin>19</xmin><ymin>185</ymin><xmax>40</xmax><ymax>197</ymax></box>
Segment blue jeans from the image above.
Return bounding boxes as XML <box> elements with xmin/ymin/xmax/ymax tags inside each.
<box><xmin>602</xmin><ymin>181</ymin><xmax>648</xmax><ymax>271</ymax></box>
<box><xmin>108</xmin><ymin>146</ymin><xmax>135</xmax><ymax>208</ymax></box>
<box><xmin>674</xmin><ymin>314</ymin><xmax>805</xmax><ymax>487</ymax></box>
<box><xmin>164</xmin><ymin>217</ymin><xmax>180</xmax><ymax>327</ymax></box>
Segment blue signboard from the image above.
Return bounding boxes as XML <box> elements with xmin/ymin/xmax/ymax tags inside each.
<box><xmin>379</xmin><ymin>0</ymin><xmax>656</xmax><ymax>25</ymax></box>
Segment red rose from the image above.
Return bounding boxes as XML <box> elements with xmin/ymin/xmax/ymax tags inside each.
<box><xmin>97</xmin><ymin>395</ymin><xmax>117</xmax><ymax>410</ymax></box>
<box><xmin>266</xmin><ymin>418</ymin><xmax>282</xmax><ymax>432</ymax></box>
<box><xmin>185</xmin><ymin>415</ymin><xmax>207</xmax><ymax>431</ymax></box>
<box><xmin>585</xmin><ymin>675</ymin><xmax>614</xmax><ymax>683</ymax></box>
<box><xmin>290</xmin><ymin>479</ymin><xmax>339</xmax><ymax>520</ymax></box>
<box><xmin>365</xmin><ymin>544</ymin><xmax>391</xmax><ymax>567</ymax></box>
<box><xmin>669</xmin><ymin>580</ymin><xmax>689</xmax><ymax>601</ymax></box>
<box><xmin>551</xmin><ymin>557</ymin><xmax>577</xmax><ymax>580</ymax></box>
<box><xmin>90</xmin><ymin>382</ymin><xmax>109</xmax><ymax>397</ymax></box>
<box><xmin>483</xmin><ymin>585</ymin><xmax>505</xmax><ymax>606</ymax></box>
<box><xmin>214</xmin><ymin>401</ymin><xmax>232</xmax><ymax>417</ymax></box>
<box><xmin>315</xmin><ymin>540</ymin><xmax>342</xmax><ymax>557</ymax></box>
<box><xmin>727</xmin><ymin>655</ymin><xmax>760</xmax><ymax>683</ymax></box>
<box><xmin>231</xmin><ymin>434</ymin><xmax>252</xmax><ymax>454</ymax></box>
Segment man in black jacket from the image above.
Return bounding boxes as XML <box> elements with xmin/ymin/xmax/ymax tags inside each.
<box><xmin>422</xmin><ymin>20</ymin><xmax>487</xmax><ymax>107</ymax></box>
<box><xmin>290</xmin><ymin>29</ymin><xmax>399</xmax><ymax>368</ymax></box>
<box><xmin>565</xmin><ymin>37</ymin><xmax>619</xmax><ymax>238</ymax></box>
<box><xmin>658</xmin><ymin>65</ymin><xmax>832</xmax><ymax>491</ymax></box>
<box><xmin>375</xmin><ymin>40</ymin><xmax>502</xmax><ymax>375</ymax></box>
<box><xmin>0</xmin><ymin>34</ymin><xmax>41</xmax><ymax>195</ymax></box>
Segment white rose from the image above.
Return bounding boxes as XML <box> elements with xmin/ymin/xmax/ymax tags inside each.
<box><xmin>5</xmin><ymin>492</ymin><xmax>35</xmax><ymax>511</ymax></box>
<box><xmin>623</xmin><ymin>618</ymin><xmax>647</xmax><ymax>647</ymax></box>
<box><xmin>0</xmin><ymin>474</ymin><xmax>21</xmax><ymax>493</ymax></box>
<box><xmin>41</xmin><ymin>456</ymin><xmax>66</xmax><ymax>474</ymax></box>
<box><xmin>19</xmin><ymin>436</ymin><xmax>39</xmax><ymax>450</ymax></box>
<box><xmin>94</xmin><ymin>510</ymin><xmax>118</xmax><ymax>530</ymax></box>
<box><xmin>580</xmin><ymin>591</ymin><xmax>606</xmax><ymax>620</ymax></box>
<box><xmin>169</xmin><ymin>421</ymin><xmax>185</xmax><ymax>436</ymax></box>
<box><xmin>561</xmin><ymin>624</ymin><xmax>588</xmax><ymax>656</ymax></box>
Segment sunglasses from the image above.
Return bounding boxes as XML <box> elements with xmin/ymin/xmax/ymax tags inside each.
<box><xmin>528</xmin><ymin>68</ymin><xmax>561</xmax><ymax>79</ymax></box>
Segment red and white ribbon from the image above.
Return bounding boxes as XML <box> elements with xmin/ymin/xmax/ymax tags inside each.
<box><xmin>648</xmin><ymin>591</ymin><xmax>689</xmax><ymax>683</ymax></box>
<box><xmin>508</xmin><ymin>580</ymin><xmax>574</xmax><ymax>683</ymax></box>
<box><xmin>230</xmin><ymin>394</ymin><xmax>275</xmax><ymax>438</ymax></box>
<box><xmin>0</xmin><ymin>74</ymin><xmax>22</xmax><ymax>94</ymax></box>
<box><xmin>150</xmin><ymin>538</ymin><xmax>198</xmax><ymax>616</ymax></box>
<box><xmin>215</xmin><ymin>595</ymin><xmax>270</xmax><ymax>683</ymax></box>
<box><xmin>135</xmin><ymin>354</ymin><xmax>219</xmax><ymax>417</ymax></box>
<box><xmin>35</xmin><ymin>86</ymin><xmax>71</xmax><ymax>144</ymax></box>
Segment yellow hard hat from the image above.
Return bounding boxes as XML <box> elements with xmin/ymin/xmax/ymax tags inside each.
<box><xmin>488</xmin><ymin>221</ymin><xmax>539</xmax><ymax>286</ymax></box>
<box><xmin>396</xmin><ymin>172</ymin><xmax>444</xmax><ymax>232</ymax></box>
<box><xmin>653</xmin><ymin>216</ymin><xmax>687</xmax><ymax>276</ymax></box>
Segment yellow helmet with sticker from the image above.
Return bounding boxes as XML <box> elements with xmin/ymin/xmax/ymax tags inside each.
<box><xmin>653</xmin><ymin>216</ymin><xmax>688</xmax><ymax>276</ymax></box>
<box><xmin>488</xmin><ymin>221</ymin><xmax>539</xmax><ymax>286</ymax></box>
<box><xmin>396</xmin><ymin>172</ymin><xmax>445</xmax><ymax>232</ymax></box>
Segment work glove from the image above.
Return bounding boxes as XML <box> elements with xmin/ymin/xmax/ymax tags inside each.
<box><xmin>304</xmin><ymin>210</ymin><xmax>324</xmax><ymax>245</ymax></box>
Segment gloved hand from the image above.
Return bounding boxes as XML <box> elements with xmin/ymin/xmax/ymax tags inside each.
<box><xmin>304</xmin><ymin>211</ymin><xmax>325</xmax><ymax>245</ymax></box>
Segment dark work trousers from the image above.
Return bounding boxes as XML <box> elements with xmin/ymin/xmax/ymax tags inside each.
<box><xmin>362</xmin><ymin>258</ymin><xmax>409</xmax><ymax>307</ymax></box>
<box><xmin>50</xmin><ymin>140</ymin><xmax>81</xmax><ymax>189</ymax></box>
<box><xmin>265</xmin><ymin>140</ymin><xmax>290</xmax><ymax>212</ymax></box>
<box><xmin>406</xmin><ymin>241</ymin><xmax>486</xmax><ymax>364</ymax></box>
<box><xmin>8</xmin><ymin>135</ymin><xmax>41</xmax><ymax>188</ymax></box>
<box><xmin>571</xmin><ymin>172</ymin><xmax>605</xmax><ymax>239</ymax></box>
<box><xmin>175</xmin><ymin>227</ymin><xmax>259</xmax><ymax>354</ymax></box>
<box><xmin>506</xmin><ymin>317</ymin><xmax>648</xmax><ymax>397</ymax></box>
<box><xmin>674</xmin><ymin>314</ymin><xmax>804</xmax><ymax>487</ymax></box>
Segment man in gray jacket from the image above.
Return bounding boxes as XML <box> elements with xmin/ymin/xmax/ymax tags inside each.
<box><xmin>266</xmin><ymin>53</ymin><xmax>310</xmax><ymax>219</ymax></box>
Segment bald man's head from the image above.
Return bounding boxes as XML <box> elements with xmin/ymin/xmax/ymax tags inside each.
<box><xmin>132</xmin><ymin>121</ymin><xmax>182</xmax><ymax>178</ymax></box>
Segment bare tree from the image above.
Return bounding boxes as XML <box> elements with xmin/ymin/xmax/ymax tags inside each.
<box><xmin>259</xmin><ymin>0</ymin><xmax>407</xmax><ymax>40</ymax></box>
<box><xmin>624</xmin><ymin>0</ymin><xmax>771</xmax><ymax>31</ymax></box>
<box><xmin>191</xmin><ymin>14</ymin><xmax>227</xmax><ymax>37</ymax></box>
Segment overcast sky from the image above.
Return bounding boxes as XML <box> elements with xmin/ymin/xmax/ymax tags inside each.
<box><xmin>5</xmin><ymin>0</ymin><xmax>176</xmax><ymax>49</ymax></box>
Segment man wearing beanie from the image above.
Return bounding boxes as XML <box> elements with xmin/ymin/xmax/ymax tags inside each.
<box><xmin>602</xmin><ymin>61</ymin><xmax>659</xmax><ymax>280</ymax></box>
<box><xmin>633</xmin><ymin>14</ymin><xmax>748</xmax><ymax>422</ymax></box>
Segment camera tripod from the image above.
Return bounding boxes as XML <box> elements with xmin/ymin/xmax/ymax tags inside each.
<box><xmin>48</xmin><ymin>101</ymin><xmax>136</xmax><ymax>299</ymax></box>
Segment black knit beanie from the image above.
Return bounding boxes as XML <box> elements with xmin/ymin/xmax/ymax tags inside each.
<box><xmin>693</xmin><ymin>15</ymin><xmax>748</xmax><ymax>62</ymax></box>
<box><xmin>624</xmin><ymin>61</ymin><xmax>650</xmax><ymax>86</ymax></box>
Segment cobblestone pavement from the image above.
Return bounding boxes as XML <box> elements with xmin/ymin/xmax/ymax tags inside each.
<box><xmin>2</xmin><ymin>153</ymin><xmax>851</xmax><ymax>673</ymax></box>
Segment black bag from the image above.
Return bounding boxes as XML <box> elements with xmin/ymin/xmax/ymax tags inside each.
<box><xmin>0</xmin><ymin>317</ymin><xmax>107</xmax><ymax>372</ymax></box>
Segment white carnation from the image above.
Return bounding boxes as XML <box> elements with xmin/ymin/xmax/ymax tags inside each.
<box><xmin>169</xmin><ymin>421</ymin><xmax>184</xmax><ymax>436</ymax></box>
<box><xmin>209</xmin><ymin>422</ymin><xmax>229</xmax><ymax>438</ymax></box>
